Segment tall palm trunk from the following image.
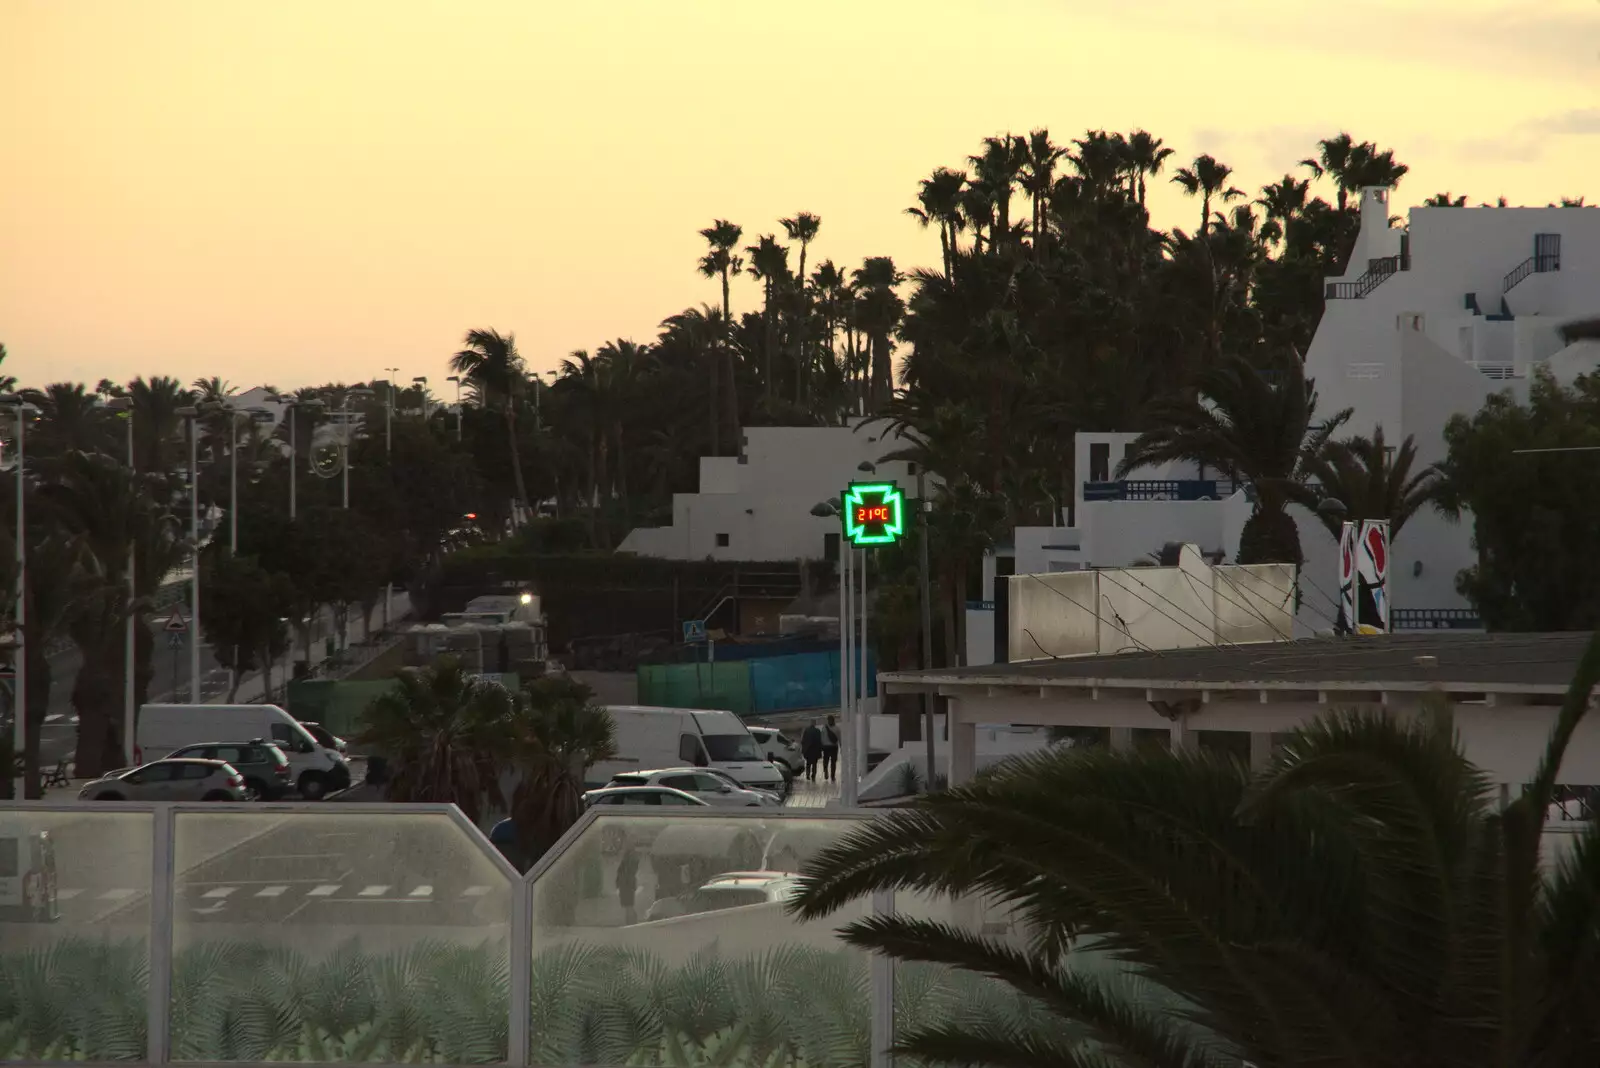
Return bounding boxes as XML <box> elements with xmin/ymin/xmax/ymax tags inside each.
<box><xmin>762</xmin><ymin>281</ymin><xmax>776</xmax><ymax>403</ymax></box>
<box><xmin>505</xmin><ymin>404</ymin><xmax>529</xmax><ymax>521</ymax></box>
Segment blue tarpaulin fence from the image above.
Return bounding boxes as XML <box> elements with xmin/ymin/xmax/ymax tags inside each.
<box><xmin>637</xmin><ymin>649</ymin><xmax>876</xmax><ymax>715</ymax></box>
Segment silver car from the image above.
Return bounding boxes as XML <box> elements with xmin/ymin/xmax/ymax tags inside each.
<box><xmin>78</xmin><ymin>759</ymin><xmax>249</xmax><ymax>802</ymax></box>
<box><xmin>582</xmin><ymin>785</ymin><xmax>710</xmax><ymax>808</ymax></box>
<box><xmin>607</xmin><ymin>769</ymin><xmax>779</xmax><ymax>807</ymax></box>
<box><xmin>644</xmin><ymin>870</ymin><xmax>803</xmax><ymax>921</ymax></box>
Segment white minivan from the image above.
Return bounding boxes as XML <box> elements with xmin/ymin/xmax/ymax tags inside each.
<box><xmin>591</xmin><ymin>707</ymin><xmax>786</xmax><ymax>792</ymax></box>
<box><xmin>137</xmin><ymin>704</ymin><xmax>351</xmax><ymax>800</ymax></box>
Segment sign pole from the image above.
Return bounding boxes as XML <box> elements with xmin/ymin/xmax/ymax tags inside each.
<box><xmin>840</xmin><ymin>543</ymin><xmax>854</xmax><ymax>806</ymax></box>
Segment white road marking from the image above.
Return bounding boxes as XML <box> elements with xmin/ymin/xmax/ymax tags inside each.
<box><xmin>308</xmin><ymin>884</ymin><xmax>340</xmax><ymax>896</ymax></box>
<box><xmin>255</xmin><ymin>885</ymin><xmax>289</xmax><ymax>897</ymax></box>
<box><xmin>200</xmin><ymin>887</ymin><xmax>237</xmax><ymax>899</ymax></box>
<box><xmin>357</xmin><ymin>885</ymin><xmax>390</xmax><ymax>897</ymax></box>
<box><xmin>98</xmin><ymin>888</ymin><xmax>137</xmax><ymax>900</ymax></box>
<box><xmin>408</xmin><ymin>885</ymin><xmax>433</xmax><ymax>897</ymax></box>
<box><xmin>461</xmin><ymin>886</ymin><xmax>492</xmax><ymax>897</ymax></box>
<box><xmin>57</xmin><ymin>889</ymin><xmax>84</xmax><ymax>900</ymax></box>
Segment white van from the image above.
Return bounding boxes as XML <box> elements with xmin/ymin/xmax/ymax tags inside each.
<box><xmin>137</xmin><ymin>704</ymin><xmax>351</xmax><ymax>800</ymax></box>
<box><xmin>592</xmin><ymin>707</ymin><xmax>785</xmax><ymax>792</ymax></box>
<box><xmin>0</xmin><ymin>826</ymin><xmax>59</xmax><ymax>922</ymax></box>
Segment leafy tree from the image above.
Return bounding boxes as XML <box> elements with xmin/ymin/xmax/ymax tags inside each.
<box><xmin>507</xmin><ymin>674</ymin><xmax>616</xmax><ymax>866</ymax></box>
<box><xmin>792</xmin><ymin>634</ymin><xmax>1600</xmax><ymax>1068</ymax></box>
<box><xmin>1117</xmin><ymin>353</ymin><xmax>1349</xmax><ymax>565</ymax></box>
<box><xmin>197</xmin><ymin>550</ymin><xmax>293</xmax><ymax>700</ymax></box>
<box><xmin>1435</xmin><ymin>370</ymin><xmax>1600</xmax><ymax>630</ymax></box>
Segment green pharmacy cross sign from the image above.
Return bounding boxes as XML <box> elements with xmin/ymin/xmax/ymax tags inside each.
<box><xmin>842</xmin><ymin>482</ymin><xmax>906</xmax><ymax>547</ymax></box>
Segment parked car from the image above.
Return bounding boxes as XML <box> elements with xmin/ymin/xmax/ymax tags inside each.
<box><xmin>747</xmin><ymin>727</ymin><xmax>803</xmax><ymax>773</ymax></box>
<box><xmin>643</xmin><ymin>870</ymin><xmax>802</xmax><ymax>921</ymax></box>
<box><xmin>605</xmin><ymin>769</ymin><xmax>778</xmax><ymax>807</ymax></box>
<box><xmin>78</xmin><ymin>759</ymin><xmax>248</xmax><ymax>802</ymax></box>
<box><xmin>298</xmin><ymin>722</ymin><xmax>348</xmax><ymax>755</ymax></box>
<box><xmin>581</xmin><ymin>785</ymin><xmax>710</xmax><ymax>808</ymax></box>
<box><xmin>165</xmin><ymin>741</ymin><xmax>294</xmax><ymax>800</ymax></box>
<box><xmin>137</xmin><ymin>703</ymin><xmax>350</xmax><ymax>799</ymax></box>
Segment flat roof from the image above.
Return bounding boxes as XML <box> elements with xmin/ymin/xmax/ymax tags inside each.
<box><xmin>880</xmin><ymin>632</ymin><xmax>1594</xmax><ymax>693</ymax></box>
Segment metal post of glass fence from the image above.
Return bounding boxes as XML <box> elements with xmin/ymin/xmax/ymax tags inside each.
<box><xmin>508</xmin><ymin>878</ymin><xmax>532</xmax><ymax>1066</ymax></box>
<box><xmin>148</xmin><ymin>803</ymin><xmax>176</xmax><ymax>1064</ymax></box>
<box><xmin>871</xmin><ymin>888</ymin><xmax>896</xmax><ymax>1068</ymax></box>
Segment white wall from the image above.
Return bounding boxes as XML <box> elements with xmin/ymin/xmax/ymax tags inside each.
<box><xmin>619</xmin><ymin>422</ymin><xmax>926</xmax><ymax>561</ymax></box>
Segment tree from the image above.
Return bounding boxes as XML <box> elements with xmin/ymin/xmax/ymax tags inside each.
<box><xmin>506</xmin><ymin>674</ymin><xmax>616</xmax><ymax>868</ymax></box>
<box><xmin>791</xmin><ymin>633</ymin><xmax>1600</xmax><ymax>1068</ymax></box>
<box><xmin>451</xmin><ymin>329</ymin><xmax>530</xmax><ymax>518</ymax></box>
<box><xmin>1117</xmin><ymin>353</ymin><xmax>1349</xmax><ymax>566</ymax></box>
<box><xmin>1171</xmin><ymin>153</ymin><xmax>1244</xmax><ymax>235</ymax></box>
<box><xmin>354</xmin><ymin>657</ymin><xmax>515</xmax><ymax>824</ymax></box>
<box><xmin>1290</xmin><ymin>426</ymin><xmax>1440</xmax><ymax>542</ymax></box>
<box><xmin>1424</xmin><ymin>192</ymin><xmax>1468</xmax><ymax>207</ymax></box>
<box><xmin>907</xmin><ymin>169</ymin><xmax>966</xmax><ymax>276</ymax></box>
<box><xmin>1434</xmin><ymin>369</ymin><xmax>1600</xmax><ymax>630</ymax></box>
<box><xmin>198</xmin><ymin>550</ymin><xmax>292</xmax><ymax>700</ymax></box>
<box><xmin>697</xmin><ymin>219</ymin><xmax>744</xmax><ymax>454</ymax></box>
<box><xmin>744</xmin><ymin>234</ymin><xmax>791</xmax><ymax>403</ymax></box>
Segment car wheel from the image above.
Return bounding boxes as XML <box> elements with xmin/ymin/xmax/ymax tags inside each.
<box><xmin>298</xmin><ymin>772</ymin><xmax>328</xmax><ymax>800</ymax></box>
<box><xmin>96</xmin><ymin>792</ymin><xmax>123</xmax><ymax>802</ymax></box>
<box><xmin>243</xmin><ymin>778</ymin><xmax>267</xmax><ymax>801</ymax></box>
<box><xmin>201</xmin><ymin>790</ymin><xmax>234</xmax><ymax>802</ymax></box>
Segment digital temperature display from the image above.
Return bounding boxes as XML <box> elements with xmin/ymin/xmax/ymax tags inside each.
<box><xmin>841</xmin><ymin>482</ymin><xmax>906</xmax><ymax>547</ymax></box>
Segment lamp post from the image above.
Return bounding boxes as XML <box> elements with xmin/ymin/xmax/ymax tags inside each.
<box><xmin>273</xmin><ymin>395</ymin><xmax>324</xmax><ymax>520</ymax></box>
<box><xmin>917</xmin><ymin>469</ymin><xmax>934</xmax><ymax>789</ymax></box>
<box><xmin>176</xmin><ymin>405</ymin><xmax>202</xmax><ymax>703</ymax></box>
<box><xmin>1</xmin><ymin>393</ymin><xmax>27</xmax><ymax>799</ymax></box>
<box><xmin>105</xmin><ymin>397</ymin><xmax>138</xmax><ymax>764</ymax></box>
<box><xmin>337</xmin><ymin>388</ymin><xmax>375</xmax><ymax>510</ymax></box>
<box><xmin>383</xmin><ymin>367</ymin><xmax>400</xmax><ymax>456</ymax></box>
<box><xmin>812</xmin><ymin>498</ymin><xmax>853</xmax><ymax>804</ymax></box>
<box><xmin>412</xmin><ymin>376</ymin><xmax>429</xmax><ymax>421</ymax></box>
<box><xmin>447</xmin><ymin>376</ymin><xmax>463</xmax><ymax>440</ymax></box>
<box><xmin>854</xmin><ymin>462</ymin><xmax>876</xmax><ymax>788</ymax></box>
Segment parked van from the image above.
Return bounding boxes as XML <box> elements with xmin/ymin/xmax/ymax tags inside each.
<box><xmin>137</xmin><ymin>704</ymin><xmax>351</xmax><ymax>800</ymax></box>
<box><xmin>0</xmin><ymin>826</ymin><xmax>59</xmax><ymax>922</ymax></box>
<box><xmin>592</xmin><ymin>707</ymin><xmax>785</xmax><ymax>792</ymax></box>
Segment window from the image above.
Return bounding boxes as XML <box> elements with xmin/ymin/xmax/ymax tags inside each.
<box><xmin>0</xmin><ymin>839</ymin><xmax>18</xmax><ymax>878</ymax></box>
<box><xmin>679</xmin><ymin>734</ymin><xmax>707</xmax><ymax>766</ymax></box>
<box><xmin>658</xmin><ymin>793</ymin><xmax>701</xmax><ymax>806</ymax></box>
<box><xmin>621</xmin><ymin>792</ymin><xmax>662</xmax><ymax>806</ymax></box>
<box><xmin>697</xmin><ymin>888</ymin><xmax>765</xmax><ymax>909</ymax></box>
<box><xmin>139</xmin><ymin>764</ymin><xmax>176</xmax><ymax>783</ymax></box>
<box><xmin>609</xmin><ymin>774</ymin><xmax>648</xmax><ymax>787</ymax></box>
<box><xmin>715</xmin><ymin>533</ymin><xmax>730</xmax><ymax>547</ymax></box>
<box><xmin>1089</xmin><ymin>442</ymin><xmax>1110</xmax><ymax>482</ymax></box>
<box><xmin>180</xmin><ymin>763</ymin><xmax>214</xmax><ymax>779</ymax></box>
<box><xmin>694</xmin><ymin>773</ymin><xmax>730</xmax><ymax>792</ymax></box>
<box><xmin>660</xmin><ymin>775</ymin><xmax>699</xmax><ymax>792</ymax></box>
<box><xmin>270</xmin><ymin>723</ymin><xmax>294</xmax><ymax>744</ymax></box>
<box><xmin>702</xmin><ymin>734</ymin><xmax>761</xmax><ymax>762</ymax></box>
<box><xmin>215</xmin><ymin>747</ymin><xmax>242</xmax><ymax>764</ymax></box>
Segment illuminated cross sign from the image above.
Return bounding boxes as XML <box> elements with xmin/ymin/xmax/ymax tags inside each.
<box><xmin>842</xmin><ymin>482</ymin><xmax>906</xmax><ymax>547</ymax></box>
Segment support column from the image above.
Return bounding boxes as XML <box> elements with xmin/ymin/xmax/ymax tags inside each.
<box><xmin>1249</xmin><ymin>731</ymin><xmax>1274</xmax><ymax>771</ymax></box>
<box><xmin>1169</xmin><ymin>716</ymin><xmax>1196</xmax><ymax>752</ymax></box>
<box><xmin>947</xmin><ymin>712</ymin><xmax>976</xmax><ymax>787</ymax></box>
<box><xmin>1109</xmin><ymin>726</ymin><xmax>1133</xmax><ymax>752</ymax></box>
<box><xmin>870</xmin><ymin>889</ymin><xmax>895</xmax><ymax>1068</ymax></box>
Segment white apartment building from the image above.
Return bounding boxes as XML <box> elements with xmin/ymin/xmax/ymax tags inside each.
<box><xmin>966</xmin><ymin>193</ymin><xmax>1600</xmax><ymax>657</ymax></box>
<box><xmin>618</xmin><ymin>422</ymin><xmax>923</xmax><ymax>562</ymax></box>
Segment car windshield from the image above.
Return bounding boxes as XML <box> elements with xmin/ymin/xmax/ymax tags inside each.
<box><xmin>610</xmin><ymin>774</ymin><xmax>648</xmax><ymax>786</ymax></box>
<box><xmin>304</xmin><ymin>724</ymin><xmax>335</xmax><ymax>746</ymax></box>
<box><xmin>702</xmin><ymin>733</ymin><xmax>761</xmax><ymax>762</ymax></box>
<box><xmin>694</xmin><ymin>887</ymin><xmax>767</xmax><ymax>911</ymax></box>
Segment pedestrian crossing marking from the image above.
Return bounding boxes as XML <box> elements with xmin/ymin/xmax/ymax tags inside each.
<box><xmin>308</xmin><ymin>884</ymin><xmax>340</xmax><ymax>896</ymax></box>
<box><xmin>357</xmin><ymin>885</ymin><xmax>390</xmax><ymax>896</ymax></box>
<box><xmin>408</xmin><ymin>885</ymin><xmax>433</xmax><ymax>897</ymax></box>
<box><xmin>200</xmin><ymin>887</ymin><xmax>237</xmax><ymax>899</ymax></box>
<box><xmin>98</xmin><ymin>888</ymin><xmax>136</xmax><ymax>900</ymax></box>
<box><xmin>461</xmin><ymin>885</ymin><xmax>492</xmax><ymax>897</ymax></box>
<box><xmin>255</xmin><ymin>886</ymin><xmax>289</xmax><ymax>897</ymax></box>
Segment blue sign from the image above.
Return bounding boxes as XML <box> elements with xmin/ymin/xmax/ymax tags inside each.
<box><xmin>682</xmin><ymin>619</ymin><xmax>708</xmax><ymax>643</ymax></box>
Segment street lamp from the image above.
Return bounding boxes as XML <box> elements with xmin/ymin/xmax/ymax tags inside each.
<box><xmin>337</xmin><ymin>388</ymin><xmax>375</xmax><ymax>509</ymax></box>
<box><xmin>446</xmin><ymin>376</ymin><xmax>463</xmax><ymax>440</ymax></box>
<box><xmin>812</xmin><ymin>497</ymin><xmax>857</xmax><ymax>805</ymax></box>
<box><xmin>175</xmin><ymin>405</ymin><xmax>202</xmax><ymax>703</ymax></box>
<box><xmin>383</xmin><ymin>367</ymin><xmax>400</xmax><ymax>456</ymax></box>
<box><xmin>104</xmin><ymin>397</ymin><xmax>138</xmax><ymax>764</ymax></box>
<box><xmin>272</xmin><ymin>395</ymin><xmax>324</xmax><ymax>520</ymax></box>
<box><xmin>197</xmin><ymin>400</ymin><xmax>254</xmax><ymax>553</ymax></box>
<box><xmin>0</xmin><ymin>393</ymin><xmax>27</xmax><ymax>798</ymax></box>
<box><xmin>412</xmin><ymin>377</ymin><xmax>429</xmax><ymax>421</ymax></box>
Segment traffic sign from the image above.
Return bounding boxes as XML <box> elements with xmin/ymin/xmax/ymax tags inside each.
<box><xmin>163</xmin><ymin>609</ymin><xmax>188</xmax><ymax>633</ymax></box>
<box><xmin>166</xmin><ymin>632</ymin><xmax>185</xmax><ymax>649</ymax></box>
<box><xmin>682</xmin><ymin>619</ymin><xmax>707</xmax><ymax>643</ymax></box>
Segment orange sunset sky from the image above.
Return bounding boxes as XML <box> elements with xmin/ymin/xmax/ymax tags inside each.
<box><xmin>2</xmin><ymin>0</ymin><xmax>1597</xmax><ymax>393</ymax></box>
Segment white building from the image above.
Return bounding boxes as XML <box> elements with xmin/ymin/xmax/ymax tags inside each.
<box><xmin>965</xmin><ymin>194</ymin><xmax>1600</xmax><ymax>656</ymax></box>
<box><xmin>618</xmin><ymin>422</ymin><xmax>924</xmax><ymax>562</ymax></box>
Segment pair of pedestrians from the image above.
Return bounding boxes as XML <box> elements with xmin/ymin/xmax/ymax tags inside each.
<box><xmin>800</xmin><ymin>716</ymin><xmax>840</xmax><ymax>782</ymax></box>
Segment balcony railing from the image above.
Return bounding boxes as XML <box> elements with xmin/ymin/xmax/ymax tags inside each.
<box><xmin>1391</xmin><ymin>608</ymin><xmax>1484</xmax><ymax>631</ymax></box>
<box><xmin>0</xmin><ymin>802</ymin><xmax>1066</xmax><ymax>1066</ymax></box>
<box><xmin>1083</xmin><ymin>479</ymin><xmax>1240</xmax><ymax>501</ymax></box>
<box><xmin>1325</xmin><ymin>255</ymin><xmax>1404</xmax><ymax>300</ymax></box>
<box><xmin>1503</xmin><ymin>252</ymin><xmax>1561</xmax><ymax>294</ymax></box>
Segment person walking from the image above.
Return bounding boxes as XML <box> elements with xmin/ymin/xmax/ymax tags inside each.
<box><xmin>822</xmin><ymin>715</ymin><xmax>841</xmax><ymax>783</ymax></box>
<box><xmin>800</xmin><ymin>719</ymin><xmax>824</xmax><ymax>782</ymax></box>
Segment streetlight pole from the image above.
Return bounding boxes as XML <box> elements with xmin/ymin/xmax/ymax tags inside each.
<box><xmin>2</xmin><ymin>395</ymin><xmax>27</xmax><ymax>799</ymax></box>
<box><xmin>841</xmin><ymin>540</ymin><xmax>854</xmax><ymax>806</ymax></box>
<box><xmin>917</xmin><ymin>470</ymin><xmax>934</xmax><ymax>787</ymax></box>
<box><xmin>105</xmin><ymin>397</ymin><xmax>137</xmax><ymax>764</ymax></box>
<box><xmin>447</xmin><ymin>376</ymin><xmax>462</xmax><ymax>441</ymax></box>
<box><xmin>383</xmin><ymin>367</ymin><xmax>400</xmax><ymax>457</ymax></box>
<box><xmin>338</xmin><ymin>388</ymin><xmax>374</xmax><ymax>511</ymax></box>
<box><xmin>176</xmin><ymin>406</ymin><xmax>201</xmax><ymax>703</ymax></box>
<box><xmin>858</xmin><ymin>544</ymin><xmax>869</xmax><ymax>786</ymax></box>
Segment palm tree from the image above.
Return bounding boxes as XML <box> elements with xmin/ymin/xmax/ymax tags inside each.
<box><xmin>745</xmin><ymin>234</ymin><xmax>791</xmax><ymax>403</ymax></box>
<box><xmin>1171</xmin><ymin>154</ymin><xmax>1244</xmax><ymax>236</ymax></box>
<box><xmin>1302</xmin><ymin>131</ymin><xmax>1358</xmax><ymax>209</ymax></box>
<box><xmin>1018</xmin><ymin>130</ymin><xmax>1064</xmax><ymax>255</ymax></box>
<box><xmin>28</xmin><ymin>383</ymin><xmax>109</xmax><ymax>460</ymax></box>
<box><xmin>852</xmin><ymin>257</ymin><xmax>904</xmax><ymax>413</ymax></box>
<box><xmin>781</xmin><ymin>213</ymin><xmax>823</xmax><ymax>403</ymax></box>
<box><xmin>1117</xmin><ymin>353</ymin><xmax>1350</xmax><ymax>565</ymax></box>
<box><xmin>1291</xmin><ymin>427</ymin><xmax>1440</xmax><ymax>542</ymax></box>
<box><xmin>506</xmin><ymin>674</ymin><xmax>616</xmax><ymax>868</ymax></box>
<box><xmin>791</xmin><ymin>634</ymin><xmax>1600</xmax><ymax>1068</ymax></box>
<box><xmin>906</xmin><ymin>168</ymin><xmax>966</xmax><ymax>275</ymax></box>
<box><xmin>697</xmin><ymin>219</ymin><xmax>743</xmax><ymax>455</ymax></box>
<box><xmin>1257</xmin><ymin>174</ymin><xmax>1311</xmax><ymax>247</ymax></box>
<box><xmin>968</xmin><ymin>135</ymin><xmax>1026</xmax><ymax>248</ymax></box>
<box><xmin>354</xmin><ymin>657</ymin><xmax>515</xmax><ymax>824</ymax></box>
<box><xmin>451</xmin><ymin>328</ymin><xmax>530</xmax><ymax>518</ymax></box>
<box><xmin>1125</xmin><ymin>129</ymin><xmax>1174</xmax><ymax>207</ymax></box>
<box><xmin>594</xmin><ymin>339</ymin><xmax>653</xmax><ymax>522</ymax></box>
<box><xmin>127</xmin><ymin>375</ymin><xmax>190</xmax><ymax>474</ymax></box>
<box><xmin>1424</xmin><ymin>192</ymin><xmax>1468</xmax><ymax>207</ymax></box>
